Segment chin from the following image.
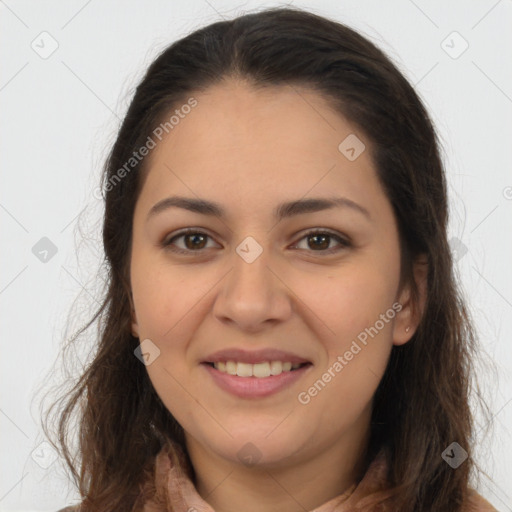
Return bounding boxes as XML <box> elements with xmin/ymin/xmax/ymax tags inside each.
<box><xmin>201</xmin><ymin>427</ymin><xmax>309</xmax><ymax>469</ymax></box>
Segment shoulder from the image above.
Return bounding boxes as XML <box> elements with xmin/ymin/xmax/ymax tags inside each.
<box><xmin>465</xmin><ymin>489</ymin><xmax>499</xmax><ymax>512</ymax></box>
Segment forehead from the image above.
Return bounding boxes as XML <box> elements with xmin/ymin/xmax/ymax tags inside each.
<box><xmin>137</xmin><ymin>79</ymin><xmax>388</xmax><ymax>222</ymax></box>
<box><xmin>151</xmin><ymin>80</ymin><xmax>359</xmax><ymax>166</ymax></box>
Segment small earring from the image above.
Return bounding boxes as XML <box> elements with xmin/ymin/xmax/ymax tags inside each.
<box><xmin>405</xmin><ymin>326</ymin><xmax>410</xmax><ymax>333</ymax></box>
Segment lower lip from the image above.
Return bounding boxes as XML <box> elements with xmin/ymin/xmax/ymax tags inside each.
<box><xmin>201</xmin><ymin>363</ymin><xmax>312</xmax><ymax>399</ymax></box>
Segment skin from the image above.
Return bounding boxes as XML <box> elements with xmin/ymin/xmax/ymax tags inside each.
<box><xmin>130</xmin><ymin>79</ymin><xmax>427</xmax><ymax>512</ymax></box>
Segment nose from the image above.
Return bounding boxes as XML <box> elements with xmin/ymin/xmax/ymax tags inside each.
<box><xmin>212</xmin><ymin>240</ymin><xmax>293</xmax><ymax>333</ymax></box>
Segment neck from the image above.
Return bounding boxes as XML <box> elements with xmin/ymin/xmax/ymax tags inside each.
<box><xmin>186</xmin><ymin>406</ymin><xmax>372</xmax><ymax>512</ymax></box>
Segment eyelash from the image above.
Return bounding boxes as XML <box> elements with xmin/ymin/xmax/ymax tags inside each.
<box><xmin>161</xmin><ymin>228</ymin><xmax>351</xmax><ymax>256</ymax></box>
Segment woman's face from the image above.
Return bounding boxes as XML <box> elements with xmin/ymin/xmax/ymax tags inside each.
<box><xmin>130</xmin><ymin>80</ymin><xmax>416</xmax><ymax>468</ymax></box>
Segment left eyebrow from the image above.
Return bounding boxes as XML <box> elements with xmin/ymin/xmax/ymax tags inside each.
<box><xmin>146</xmin><ymin>195</ymin><xmax>372</xmax><ymax>223</ymax></box>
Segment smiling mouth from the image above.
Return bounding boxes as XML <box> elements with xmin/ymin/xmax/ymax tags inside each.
<box><xmin>203</xmin><ymin>361</ymin><xmax>311</xmax><ymax>378</ymax></box>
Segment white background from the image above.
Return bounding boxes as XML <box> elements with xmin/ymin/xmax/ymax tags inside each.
<box><xmin>1</xmin><ymin>0</ymin><xmax>511</xmax><ymax>510</ymax></box>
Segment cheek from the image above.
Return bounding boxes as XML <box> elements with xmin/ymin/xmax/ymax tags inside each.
<box><xmin>302</xmin><ymin>260</ymin><xmax>399</xmax><ymax>344</ymax></box>
<box><xmin>132</xmin><ymin>262</ymin><xmax>203</xmax><ymax>424</ymax></box>
<box><xmin>296</xmin><ymin>271</ymin><xmax>396</xmax><ymax>429</ymax></box>
<box><xmin>131</xmin><ymin>253</ymin><xmax>198</xmax><ymax>337</ymax></box>
<box><xmin>293</xmin><ymin>254</ymin><xmax>399</xmax><ymax>410</ymax></box>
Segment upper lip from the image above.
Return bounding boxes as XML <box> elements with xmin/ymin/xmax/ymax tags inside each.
<box><xmin>203</xmin><ymin>348</ymin><xmax>311</xmax><ymax>365</ymax></box>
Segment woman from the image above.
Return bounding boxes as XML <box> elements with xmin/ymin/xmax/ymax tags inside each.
<box><xmin>48</xmin><ymin>6</ymin><xmax>498</xmax><ymax>511</ymax></box>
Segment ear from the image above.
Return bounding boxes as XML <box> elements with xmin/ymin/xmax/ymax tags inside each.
<box><xmin>131</xmin><ymin>313</ymin><xmax>139</xmax><ymax>338</ymax></box>
<box><xmin>392</xmin><ymin>254</ymin><xmax>428</xmax><ymax>346</ymax></box>
<box><xmin>129</xmin><ymin>291</ymin><xmax>140</xmax><ymax>338</ymax></box>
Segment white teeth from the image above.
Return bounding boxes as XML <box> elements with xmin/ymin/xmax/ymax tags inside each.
<box><xmin>213</xmin><ymin>360</ymin><xmax>303</xmax><ymax>377</ymax></box>
<box><xmin>253</xmin><ymin>362</ymin><xmax>270</xmax><ymax>378</ymax></box>
<box><xmin>270</xmin><ymin>361</ymin><xmax>282</xmax><ymax>375</ymax></box>
<box><xmin>236</xmin><ymin>362</ymin><xmax>252</xmax><ymax>377</ymax></box>
<box><xmin>226</xmin><ymin>361</ymin><xmax>237</xmax><ymax>375</ymax></box>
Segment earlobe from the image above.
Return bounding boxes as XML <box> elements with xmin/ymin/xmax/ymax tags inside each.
<box><xmin>392</xmin><ymin>254</ymin><xmax>428</xmax><ymax>346</ymax></box>
<box><xmin>129</xmin><ymin>291</ymin><xmax>139</xmax><ymax>338</ymax></box>
<box><xmin>131</xmin><ymin>309</ymin><xmax>139</xmax><ymax>338</ymax></box>
<box><xmin>131</xmin><ymin>317</ymin><xmax>139</xmax><ymax>338</ymax></box>
<box><xmin>392</xmin><ymin>286</ymin><xmax>415</xmax><ymax>346</ymax></box>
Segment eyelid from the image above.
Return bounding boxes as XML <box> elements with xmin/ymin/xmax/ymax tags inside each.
<box><xmin>162</xmin><ymin>228</ymin><xmax>220</xmax><ymax>252</ymax></box>
<box><xmin>162</xmin><ymin>227</ymin><xmax>351</xmax><ymax>255</ymax></box>
<box><xmin>292</xmin><ymin>228</ymin><xmax>351</xmax><ymax>251</ymax></box>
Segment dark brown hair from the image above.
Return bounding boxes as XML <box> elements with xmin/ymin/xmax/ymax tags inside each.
<box><xmin>43</xmin><ymin>6</ymin><xmax>492</xmax><ymax>511</ymax></box>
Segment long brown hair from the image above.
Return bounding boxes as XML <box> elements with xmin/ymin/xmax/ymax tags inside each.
<box><xmin>43</xmin><ymin>6</ymin><xmax>493</xmax><ymax>511</ymax></box>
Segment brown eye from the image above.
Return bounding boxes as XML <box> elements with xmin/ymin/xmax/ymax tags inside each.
<box><xmin>162</xmin><ymin>229</ymin><xmax>216</xmax><ymax>254</ymax></box>
<box><xmin>293</xmin><ymin>230</ymin><xmax>351</xmax><ymax>254</ymax></box>
<box><xmin>182</xmin><ymin>232</ymin><xmax>208</xmax><ymax>250</ymax></box>
<box><xmin>307</xmin><ymin>233</ymin><xmax>330</xmax><ymax>250</ymax></box>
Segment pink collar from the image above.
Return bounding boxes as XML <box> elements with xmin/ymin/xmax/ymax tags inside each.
<box><xmin>132</xmin><ymin>439</ymin><xmax>398</xmax><ymax>511</ymax></box>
